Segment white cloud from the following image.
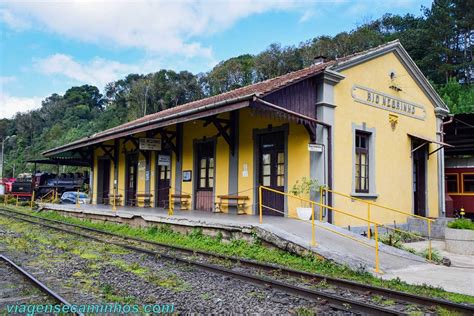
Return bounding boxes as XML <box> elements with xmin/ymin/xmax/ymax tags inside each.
<box><xmin>33</xmin><ymin>54</ymin><xmax>161</xmax><ymax>89</ymax></box>
<box><xmin>0</xmin><ymin>0</ymin><xmax>307</xmax><ymax>58</ymax></box>
<box><xmin>0</xmin><ymin>8</ymin><xmax>30</xmax><ymax>30</ymax></box>
<box><xmin>299</xmin><ymin>10</ymin><xmax>316</xmax><ymax>23</ymax></box>
<box><xmin>0</xmin><ymin>93</ymin><xmax>43</xmax><ymax>119</ymax></box>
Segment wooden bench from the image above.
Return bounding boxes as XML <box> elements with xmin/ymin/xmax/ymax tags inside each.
<box><xmin>136</xmin><ymin>193</ymin><xmax>153</xmax><ymax>208</ymax></box>
<box><xmin>106</xmin><ymin>194</ymin><xmax>122</xmax><ymax>206</ymax></box>
<box><xmin>170</xmin><ymin>194</ymin><xmax>191</xmax><ymax>210</ymax></box>
<box><xmin>214</xmin><ymin>195</ymin><xmax>249</xmax><ymax>214</ymax></box>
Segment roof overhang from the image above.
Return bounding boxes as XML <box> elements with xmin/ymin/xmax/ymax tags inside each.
<box><xmin>27</xmin><ymin>159</ymin><xmax>91</xmax><ymax>167</ymax></box>
<box><xmin>43</xmin><ymin>96</ymin><xmax>253</xmax><ymax>157</ymax></box>
<box><xmin>408</xmin><ymin>133</ymin><xmax>453</xmax><ymax>156</ymax></box>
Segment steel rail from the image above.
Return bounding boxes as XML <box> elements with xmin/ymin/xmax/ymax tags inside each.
<box><xmin>0</xmin><ymin>209</ymin><xmax>400</xmax><ymax>315</ymax></box>
<box><xmin>2</xmin><ymin>208</ymin><xmax>474</xmax><ymax>314</ymax></box>
<box><xmin>0</xmin><ymin>254</ymin><xmax>84</xmax><ymax>316</ymax></box>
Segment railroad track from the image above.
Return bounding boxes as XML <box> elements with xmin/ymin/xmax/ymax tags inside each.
<box><xmin>0</xmin><ymin>254</ymin><xmax>83</xmax><ymax>316</ymax></box>
<box><xmin>1</xmin><ymin>208</ymin><xmax>473</xmax><ymax>315</ymax></box>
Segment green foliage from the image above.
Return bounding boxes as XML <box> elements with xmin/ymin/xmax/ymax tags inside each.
<box><xmin>436</xmin><ymin>79</ymin><xmax>474</xmax><ymax>114</ymax></box>
<box><xmin>290</xmin><ymin>177</ymin><xmax>319</xmax><ymax>198</ymax></box>
<box><xmin>448</xmin><ymin>218</ymin><xmax>474</xmax><ymax>230</ymax></box>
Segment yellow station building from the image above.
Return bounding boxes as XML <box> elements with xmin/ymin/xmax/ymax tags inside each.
<box><xmin>43</xmin><ymin>41</ymin><xmax>450</xmax><ymax>229</ymax></box>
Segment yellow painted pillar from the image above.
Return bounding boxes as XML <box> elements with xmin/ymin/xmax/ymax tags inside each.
<box><xmin>367</xmin><ymin>204</ymin><xmax>371</xmax><ymax>239</ymax></box>
<box><xmin>112</xmin><ymin>188</ymin><xmax>117</xmax><ymax>212</ymax></box>
<box><xmin>428</xmin><ymin>220</ymin><xmax>432</xmax><ymax>261</ymax></box>
<box><xmin>168</xmin><ymin>186</ymin><xmax>173</xmax><ymax>216</ymax></box>
<box><xmin>76</xmin><ymin>189</ymin><xmax>80</xmax><ymax>208</ymax></box>
<box><xmin>311</xmin><ymin>203</ymin><xmax>316</xmax><ymax>246</ymax></box>
<box><xmin>319</xmin><ymin>187</ymin><xmax>323</xmax><ymax>222</ymax></box>
<box><xmin>374</xmin><ymin>223</ymin><xmax>380</xmax><ymax>274</ymax></box>
<box><xmin>259</xmin><ymin>186</ymin><xmax>263</xmax><ymax>224</ymax></box>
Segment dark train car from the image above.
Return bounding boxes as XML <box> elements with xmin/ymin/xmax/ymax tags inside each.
<box><xmin>34</xmin><ymin>172</ymin><xmax>88</xmax><ymax>196</ymax></box>
<box><xmin>9</xmin><ymin>174</ymin><xmax>33</xmax><ymax>199</ymax></box>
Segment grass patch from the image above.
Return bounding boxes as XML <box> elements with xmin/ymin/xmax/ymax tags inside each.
<box><xmin>109</xmin><ymin>259</ymin><xmax>148</xmax><ymax>276</ymax></box>
<box><xmin>3</xmin><ymin>206</ymin><xmax>474</xmax><ymax>304</ymax></box>
<box><xmin>147</xmin><ymin>271</ymin><xmax>191</xmax><ymax>292</ymax></box>
<box><xmin>448</xmin><ymin>218</ymin><xmax>474</xmax><ymax>230</ymax></box>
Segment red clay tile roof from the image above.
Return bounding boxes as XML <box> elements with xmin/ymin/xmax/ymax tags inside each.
<box><xmin>43</xmin><ymin>60</ymin><xmax>334</xmax><ymax>155</ymax></box>
<box><xmin>94</xmin><ymin>60</ymin><xmax>333</xmax><ymax>137</ymax></box>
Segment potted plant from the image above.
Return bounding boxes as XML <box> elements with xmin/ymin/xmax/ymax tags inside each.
<box><xmin>290</xmin><ymin>177</ymin><xmax>319</xmax><ymax>220</ymax></box>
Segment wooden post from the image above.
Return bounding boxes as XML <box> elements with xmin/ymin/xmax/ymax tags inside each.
<box><xmin>259</xmin><ymin>186</ymin><xmax>263</xmax><ymax>224</ymax></box>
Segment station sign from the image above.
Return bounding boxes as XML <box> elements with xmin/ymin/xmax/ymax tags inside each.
<box><xmin>158</xmin><ymin>155</ymin><xmax>171</xmax><ymax>166</ymax></box>
<box><xmin>139</xmin><ymin>138</ymin><xmax>161</xmax><ymax>151</ymax></box>
<box><xmin>351</xmin><ymin>84</ymin><xmax>426</xmax><ymax>120</ymax></box>
<box><xmin>308</xmin><ymin>143</ymin><xmax>324</xmax><ymax>152</ymax></box>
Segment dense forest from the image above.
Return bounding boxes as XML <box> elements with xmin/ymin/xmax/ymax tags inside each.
<box><xmin>1</xmin><ymin>0</ymin><xmax>473</xmax><ymax>176</ymax></box>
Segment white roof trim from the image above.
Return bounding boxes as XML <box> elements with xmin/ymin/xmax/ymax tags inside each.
<box><xmin>329</xmin><ymin>40</ymin><xmax>449</xmax><ymax>115</ymax></box>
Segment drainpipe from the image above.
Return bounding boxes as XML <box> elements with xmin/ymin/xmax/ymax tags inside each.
<box><xmin>438</xmin><ymin>114</ymin><xmax>453</xmax><ymax>218</ymax></box>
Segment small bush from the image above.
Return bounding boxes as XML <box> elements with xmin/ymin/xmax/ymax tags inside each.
<box><xmin>448</xmin><ymin>218</ymin><xmax>474</xmax><ymax>230</ymax></box>
<box><xmin>419</xmin><ymin>248</ymin><xmax>442</xmax><ymax>263</ymax></box>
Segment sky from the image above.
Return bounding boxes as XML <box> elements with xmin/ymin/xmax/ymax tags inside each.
<box><xmin>0</xmin><ymin>0</ymin><xmax>432</xmax><ymax>119</ymax></box>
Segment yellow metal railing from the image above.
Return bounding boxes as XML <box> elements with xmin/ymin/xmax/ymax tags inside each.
<box><xmin>40</xmin><ymin>189</ymin><xmax>56</xmax><ymax>203</ymax></box>
<box><xmin>259</xmin><ymin>185</ymin><xmax>382</xmax><ymax>273</ymax></box>
<box><xmin>320</xmin><ymin>187</ymin><xmax>434</xmax><ymax>261</ymax></box>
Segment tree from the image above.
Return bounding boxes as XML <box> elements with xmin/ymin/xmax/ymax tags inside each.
<box><xmin>206</xmin><ymin>54</ymin><xmax>256</xmax><ymax>95</ymax></box>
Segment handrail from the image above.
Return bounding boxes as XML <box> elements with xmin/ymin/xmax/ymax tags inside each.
<box><xmin>262</xmin><ymin>185</ymin><xmax>380</xmax><ymax>225</ymax></box>
<box><xmin>322</xmin><ymin>187</ymin><xmax>434</xmax><ymax>222</ymax></box>
<box><xmin>259</xmin><ymin>185</ymin><xmax>382</xmax><ymax>273</ymax></box>
<box><xmin>321</xmin><ymin>186</ymin><xmax>433</xmax><ymax>261</ymax></box>
<box><xmin>40</xmin><ymin>189</ymin><xmax>56</xmax><ymax>203</ymax></box>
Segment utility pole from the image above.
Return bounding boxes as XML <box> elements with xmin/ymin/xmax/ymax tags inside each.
<box><xmin>144</xmin><ymin>84</ymin><xmax>149</xmax><ymax>117</ymax></box>
<box><xmin>0</xmin><ymin>138</ymin><xmax>4</xmax><ymax>179</ymax></box>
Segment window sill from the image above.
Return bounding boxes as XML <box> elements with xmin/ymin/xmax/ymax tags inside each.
<box><xmin>351</xmin><ymin>192</ymin><xmax>379</xmax><ymax>199</ymax></box>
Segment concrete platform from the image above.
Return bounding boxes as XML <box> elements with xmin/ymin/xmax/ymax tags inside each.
<box><xmin>381</xmin><ymin>240</ymin><xmax>474</xmax><ymax>296</ymax></box>
<box><xmin>40</xmin><ymin>203</ymin><xmax>473</xmax><ymax>296</ymax></box>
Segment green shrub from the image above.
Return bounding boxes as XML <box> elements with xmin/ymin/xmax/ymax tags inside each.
<box><xmin>447</xmin><ymin>218</ymin><xmax>474</xmax><ymax>230</ymax></box>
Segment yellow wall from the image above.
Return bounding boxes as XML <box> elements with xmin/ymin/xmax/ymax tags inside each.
<box><xmin>332</xmin><ymin>52</ymin><xmax>440</xmax><ymax>227</ymax></box>
<box><xmin>180</xmin><ymin>114</ymin><xmax>230</xmax><ymax>211</ymax></box>
<box><xmin>237</xmin><ymin>108</ymin><xmax>311</xmax><ymax>216</ymax></box>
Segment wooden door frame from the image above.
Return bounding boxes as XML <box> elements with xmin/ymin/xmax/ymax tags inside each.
<box><xmin>125</xmin><ymin>152</ymin><xmax>139</xmax><ymax>206</ymax></box>
<box><xmin>193</xmin><ymin>137</ymin><xmax>217</xmax><ymax>211</ymax></box>
<box><xmin>252</xmin><ymin>124</ymin><xmax>289</xmax><ymax>216</ymax></box>
<box><xmin>154</xmin><ymin>150</ymin><xmax>172</xmax><ymax>208</ymax></box>
<box><xmin>97</xmin><ymin>157</ymin><xmax>111</xmax><ymax>204</ymax></box>
<box><xmin>412</xmin><ymin>142</ymin><xmax>428</xmax><ymax>217</ymax></box>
